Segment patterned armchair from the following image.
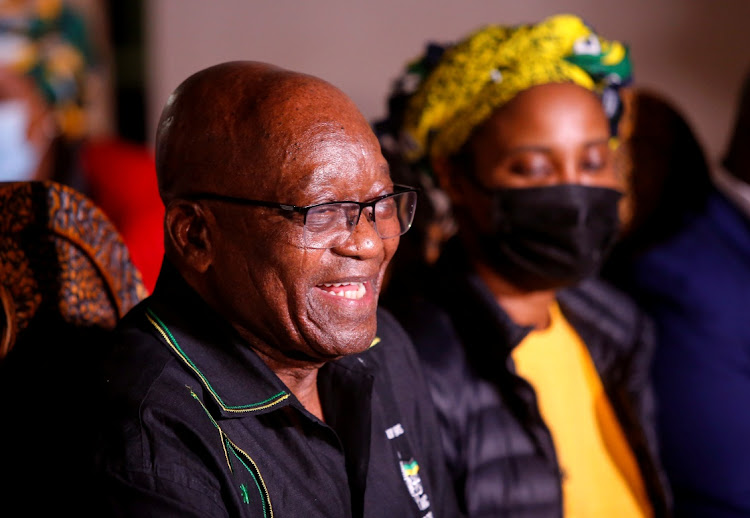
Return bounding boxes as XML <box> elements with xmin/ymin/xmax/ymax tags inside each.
<box><xmin>0</xmin><ymin>180</ymin><xmax>149</xmax><ymax>508</ymax></box>
<box><xmin>0</xmin><ymin>180</ymin><xmax>148</xmax><ymax>359</ymax></box>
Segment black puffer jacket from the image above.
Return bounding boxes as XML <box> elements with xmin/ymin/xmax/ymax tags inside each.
<box><xmin>384</xmin><ymin>241</ymin><xmax>671</xmax><ymax>518</ymax></box>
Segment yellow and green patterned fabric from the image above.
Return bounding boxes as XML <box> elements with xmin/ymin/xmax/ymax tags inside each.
<box><xmin>398</xmin><ymin>14</ymin><xmax>632</xmax><ymax>164</ymax></box>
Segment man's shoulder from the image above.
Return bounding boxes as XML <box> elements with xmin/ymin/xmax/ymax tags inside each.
<box><xmin>369</xmin><ymin>307</ymin><xmax>422</xmax><ymax>372</ymax></box>
<box><xmin>97</xmin><ymin>300</ymin><xmax>226</xmax><ymax>478</ymax></box>
<box><xmin>366</xmin><ymin>307</ymin><xmax>450</xmax><ymax>403</ymax></box>
<box><xmin>101</xmin><ymin>298</ymin><xmax>188</xmax><ymax>409</ymax></box>
<box><xmin>381</xmin><ymin>281</ymin><xmax>462</xmax><ymax>344</ymax></box>
<box><xmin>374</xmin><ymin>304</ymin><xmax>463</xmax><ymax>369</ymax></box>
<box><xmin>374</xmin><ymin>300</ymin><xmax>475</xmax><ymax>417</ymax></box>
<box><xmin>375</xmin><ymin>306</ymin><xmax>411</xmax><ymax>343</ymax></box>
<box><xmin>110</xmin><ymin>298</ymin><xmax>172</xmax><ymax>361</ymax></box>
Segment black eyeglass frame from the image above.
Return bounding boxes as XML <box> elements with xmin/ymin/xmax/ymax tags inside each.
<box><xmin>184</xmin><ymin>184</ymin><xmax>416</xmax><ymax>220</ymax></box>
<box><xmin>184</xmin><ymin>184</ymin><xmax>419</xmax><ymax>241</ymax></box>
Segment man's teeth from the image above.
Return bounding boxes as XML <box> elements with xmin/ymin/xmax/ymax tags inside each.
<box><xmin>320</xmin><ymin>282</ymin><xmax>366</xmax><ymax>300</ymax></box>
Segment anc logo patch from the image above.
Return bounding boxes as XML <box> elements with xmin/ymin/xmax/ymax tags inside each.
<box><xmin>399</xmin><ymin>459</ymin><xmax>433</xmax><ymax>516</ymax></box>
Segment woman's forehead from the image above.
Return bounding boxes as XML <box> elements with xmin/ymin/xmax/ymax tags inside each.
<box><xmin>477</xmin><ymin>84</ymin><xmax>609</xmax><ymax>141</ymax></box>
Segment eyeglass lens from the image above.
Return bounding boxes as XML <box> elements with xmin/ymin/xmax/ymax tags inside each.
<box><xmin>302</xmin><ymin>191</ymin><xmax>417</xmax><ymax>249</ymax></box>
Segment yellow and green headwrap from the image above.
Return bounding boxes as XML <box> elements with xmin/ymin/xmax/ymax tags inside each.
<box><xmin>395</xmin><ymin>14</ymin><xmax>632</xmax><ymax>164</ymax></box>
<box><xmin>0</xmin><ymin>0</ymin><xmax>94</xmax><ymax>139</ymax></box>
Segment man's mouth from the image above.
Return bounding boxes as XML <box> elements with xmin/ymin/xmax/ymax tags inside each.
<box><xmin>318</xmin><ymin>282</ymin><xmax>367</xmax><ymax>300</ymax></box>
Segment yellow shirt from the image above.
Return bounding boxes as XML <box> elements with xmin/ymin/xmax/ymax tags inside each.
<box><xmin>511</xmin><ymin>302</ymin><xmax>652</xmax><ymax>518</ymax></box>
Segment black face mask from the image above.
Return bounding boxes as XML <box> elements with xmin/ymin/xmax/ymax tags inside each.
<box><xmin>476</xmin><ymin>184</ymin><xmax>622</xmax><ymax>291</ymax></box>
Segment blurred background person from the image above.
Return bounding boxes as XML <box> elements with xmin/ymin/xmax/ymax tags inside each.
<box><xmin>618</xmin><ymin>68</ymin><xmax>750</xmax><ymax>518</ymax></box>
<box><xmin>602</xmin><ymin>87</ymin><xmax>713</xmax><ymax>289</ymax></box>
<box><xmin>0</xmin><ymin>0</ymin><xmax>92</xmax><ymax>186</ymax></box>
<box><xmin>376</xmin><ymin>13</ymin><xmax>670</xmax><ymax>518</ymax></box>
<box><xmin>0</xmin><ymin>0</ymin><xmax>162</xmax><ymax>291</ymax></box>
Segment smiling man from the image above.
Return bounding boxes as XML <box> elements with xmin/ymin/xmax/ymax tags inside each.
<box><xmin>91</xmin><ymin>61</ymin><xmax>458</xmax><ymax>518</ymax></box>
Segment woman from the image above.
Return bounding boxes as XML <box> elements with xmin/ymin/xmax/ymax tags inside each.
<box><xmin>377</xmin><ymin>14</ymin><xmax>670</xmax><ymax>518</ymax></box>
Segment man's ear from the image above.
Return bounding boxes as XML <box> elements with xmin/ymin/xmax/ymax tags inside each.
<box><xmin>165</xmin><ymin>200</ymin><xmax>212</xmax><ymax>274</ymax></box>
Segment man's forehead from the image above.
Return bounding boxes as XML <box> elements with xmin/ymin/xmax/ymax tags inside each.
<box><xmin>156</xmin><ymin>61</ymin><xmax>379</xmax><ymax>200</ymax></box>
<box><xmin>212</xmin><ymin>72</ymin><xmax>370</xmax><ymax>159</ymax></box>
<box><xmin>255</xmin><ymin>86</ymin><xmax>380</xmax><ymax>162</ymax></box>
<box><xmin>166</xmin><ymin>63</ymin><xmax>346</xmax><ymax>132</ymax></box>
<box><xmin>260</xmin><ymin>81</ymin><xmax>366</xmax><ymax>132</ymax></box>
<box><xmin>248</xmin><ymin>124</ymin><xmax>384</xmax><ymax>191</ymax></box>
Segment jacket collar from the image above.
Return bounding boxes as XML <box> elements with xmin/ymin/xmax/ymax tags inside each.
<box><xmin>435</xmin><ymin>239</ymin><xmax>632</xmax><ymax>367</ymax></box>
<box><xmin>434</xmin><ymin>239</ymin><xmax>533</xmax><ymax>360</ymax></box>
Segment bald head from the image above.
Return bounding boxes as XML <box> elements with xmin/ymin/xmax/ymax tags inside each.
<box><xmin>155</xmin><ymin>60</ymin><xmax>372</xmax><ymax>201</ymax></box>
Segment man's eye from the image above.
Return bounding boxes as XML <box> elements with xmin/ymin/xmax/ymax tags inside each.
<box><xmin>375</xmin><ymin>198</ymin><xmax>397</xmax><ymax>219</ymax></box>
<box><xmin>305</xmin><ymin>208</ymin><xmax>342</xmax><ymax>232</ymax></box>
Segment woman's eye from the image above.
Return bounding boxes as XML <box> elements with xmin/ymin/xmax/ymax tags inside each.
<box><xmin>510</xmin><ymin>163</ymin><xmax>552</xmax><ymax>178</ymax></box>
<box><xmin>581</xmin><ymin>160</ymin><xmax>604</xmax><ymax>172</ymax></box>
<box><xmin>581</xmin><ymin>147</ymin><xmax>610</xmax><ymax>173</ymax></box>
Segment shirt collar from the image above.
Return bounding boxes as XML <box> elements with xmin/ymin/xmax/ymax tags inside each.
<box><xmin>146</xmin><ymin>262</ymin><xmax>295</xmax><ymax>418</ymax></box>
<box><xmin>145</xmin><ymin>262</ymin><xmax>381</xmax><ymax>420</ymax></box>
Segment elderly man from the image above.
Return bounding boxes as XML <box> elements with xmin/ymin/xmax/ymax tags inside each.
<box><xmin>92</xmin><ymin>61</ymin><xmax>458</xmax><ymax>517</ymax></box>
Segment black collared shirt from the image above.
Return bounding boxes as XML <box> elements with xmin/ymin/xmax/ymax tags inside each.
<box><xmin>93</xmin><ymin>264</ymin><xmax>459</xmax><ymax>518</ymax></box>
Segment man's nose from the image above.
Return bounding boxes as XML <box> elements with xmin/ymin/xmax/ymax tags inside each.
<box><xmin>337</xmin><ymin>209</ymin><xmax>382</xmax><ymax>258</ymax></box>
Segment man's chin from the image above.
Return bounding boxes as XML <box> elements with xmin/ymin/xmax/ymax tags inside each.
<box><xmin>309</xmin><ymin>322</ymin><xmax>377</xmax><ymax>359</ymax></box>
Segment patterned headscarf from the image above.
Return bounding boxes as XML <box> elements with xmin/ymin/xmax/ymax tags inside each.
<box><xmin>390</xmin><ymin>14</ymin><xmax>633</xmax><ymax>165</ymax></box>
<box><xmin>0</xmin><ymin>0</ymin><xmax>93</xmax><ymax>139</ymax></box>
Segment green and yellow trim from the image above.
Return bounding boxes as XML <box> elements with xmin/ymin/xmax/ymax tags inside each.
<box><xmin>189</xmin><ymin>387</ymin><xmax>273</xmax><ymax>517</ymax></box>
<box><xmin>145</xmin><ymin>308</ymin><xmax>290</xmax><ymax>413</ymax></box>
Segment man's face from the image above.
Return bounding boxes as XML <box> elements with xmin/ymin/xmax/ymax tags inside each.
<box><xmin>203</xmin><ymin>108</ymin><xmax>397</xmax><ymax>363</ymax></box>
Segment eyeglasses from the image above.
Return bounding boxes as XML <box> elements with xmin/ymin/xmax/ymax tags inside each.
<box><xmin>186</xmin><ymin>184</ymin><xmax>418</xmax><ymax>249</ymax></box>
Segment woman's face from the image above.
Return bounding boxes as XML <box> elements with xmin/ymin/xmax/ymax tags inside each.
<box><xmin>435</xmin><ymin>83</ymin><xmax>625</xmax><ymax>296</ymax></box>
<box><xmin>466</xmin><ymin>82</ymin><xmax>620</xmax><ymax>191</ymax></box>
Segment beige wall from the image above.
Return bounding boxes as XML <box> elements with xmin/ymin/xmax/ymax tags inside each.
<box><xmin>145</xmin><ymin>0</ymin><xmax>750</xmax><ymax>164</ymax></box>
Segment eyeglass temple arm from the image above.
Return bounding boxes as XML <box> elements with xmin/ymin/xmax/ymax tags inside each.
<box><xmin>185</xmin><ymin>192</ymin><xmax>306</xmax><ymax>213</ymax></box>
